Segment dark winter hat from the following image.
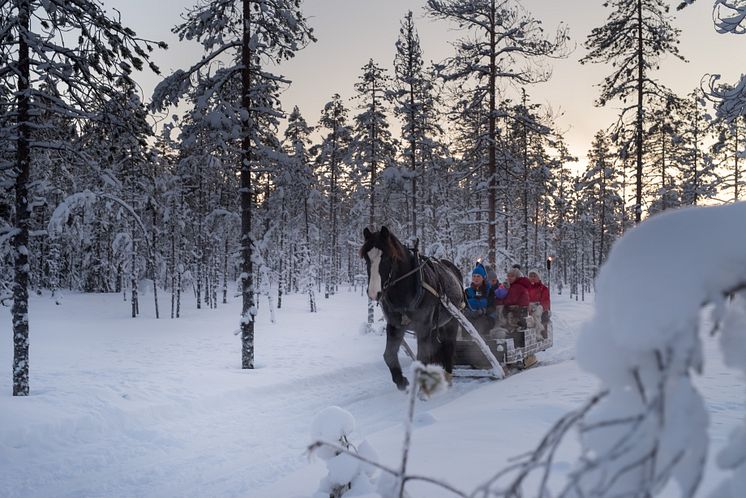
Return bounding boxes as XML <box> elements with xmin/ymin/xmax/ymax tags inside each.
<box><xmin>487</xmin><ymin>269</ymin><xmax>498</xmax><ymax>281</ymax></box>
<box><xmin>472</xmin><ymin>263</ymin><xmax>487</xmax><ymax>278</ymax></box>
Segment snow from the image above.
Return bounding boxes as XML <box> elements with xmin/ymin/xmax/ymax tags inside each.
<box><xmin>574</xmin><ymin>204</ymin><xmax>746</xmax><ymax>497</ymax></box>
<box><xmin>0</xmin><ymin>283</ymin><xmax>742</xmax><ymax>497</ymax></box>
<box><xmin>311</xmin><ymin>406</ymin><xmax>356</xmax><ymax>460</ymax></box>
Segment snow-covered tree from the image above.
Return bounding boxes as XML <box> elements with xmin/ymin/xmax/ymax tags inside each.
<box><xmin>152</xmin><ymin>0</ymin><xmax>314</xmax><ymax>369</ymax></box>
<box><xmin>711</xmin><ymin>113</ymin><xmax>746</xmax><ymax>201</ymax></box>
<box><xmin>391</xmin><ymin>11</ymin><xmax>441</xmax><ymax>241</ymax></box>
<box><xmin>350</xmin><ymin>59</ymin><xmax>398</xmax><ymax>230</ymax></box>
<box><xmin>0</xmin><ymin>0</ymin><xmax>163</xmax><ymax>396</ymax></box>
<box><xmin>676</xmin><ymin>91</ymin><xmax>719</xmax><ymax>206</ymax></box>
<box><xmin>315</xmin><ymin>94</ymin><xmax>353</xmax><ymax>298</ymax></box>
<box><xmin>580</xmin><ymin>131</ymin><xmax>624</xmax><ymax>270</ymax></box>
<box><xmin>427</xmin><ymin>0</ymin><xmax>569</xmax><ymax>267</ymax></box>
<box><xmin>280</xmin><ymin>106</ymin><xmax>318</xmax><ymax>312</ymax></box>
<box><xmin>581</xmin><ymin>0</ymin><xmax>686</xmax><ymax>223</ymax></box>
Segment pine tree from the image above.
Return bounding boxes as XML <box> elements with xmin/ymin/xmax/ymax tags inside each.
<box><xmin>645</xmin><ymin>95</ymin><xmax>681</xmax><ymax>214</ymax></box>
<box><xmin>152</xmin><ymin>0</ymin><xmax>314</xmax><ymax>370</ymax></box>
<box><xmin>712</xmin><ymin>114</ymin><xmax>746</xmax><ymax>202</ymax></box>
<box><xmin>581</xmin><ymin>0</ymin><xmax>686</xmax><ymax>223</ymax></box>
<box><xmin>351</xmin><ymin>60</ymin><xmax>398</xmax><ymax>230</ymax></box>
<box><xmin>0</xmin><ymin>0</ymin><xmax>163</xmax><ymax>395</ymax></box>
<box><xmin>281</xmin><ymin>106</ymin><xmax>318</xmax><ymax>312</ymax></box>
<box><xmin>391</xmin><ymin>11</ymin><xmax>441</xmax><ymax>241</ymax></box>
<box><xmin>581</xmin><ymin>131</ymin><xmax>624</xmax><ymax>269</ymax></box>
<box><xmin>427</xmin><ymin>0</ymin><xmax>568</xmax><ymax>267</ymax></box>
<box><xmin>315</xmin><ymin>94</ymin><xmax>353</xmax><ymax>298</ymax></box>
<box><xmin>676</xmin><ymin>91</ymin><xmax>719</xmax><ymax>206</ymax></box>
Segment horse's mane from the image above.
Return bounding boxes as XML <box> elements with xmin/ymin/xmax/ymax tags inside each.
<box><xmin>386</xmin><ymin>232</ymin><xmax>408</xmax><ymax>263</ymax></box>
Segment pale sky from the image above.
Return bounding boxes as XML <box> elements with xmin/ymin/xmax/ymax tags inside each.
<box><xmin>110</xmin><ymin>0</ymin><xmax>746</xmax><ymax>168</ymax></box>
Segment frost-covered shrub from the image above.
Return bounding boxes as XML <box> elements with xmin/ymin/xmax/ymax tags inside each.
<box><xmin>709</xmin><ymin>295</ymin><xmax>746</xmax><ymax>498</ymax></box>
<box><xmin>309</xmin><ymin>365</ymin><xmax>452</xmax><ymax>498</ymax></box>
<box><xmin>310</xmin><ymin>406</ymin><xmax>380</xmax><ymax>498</ymax></box>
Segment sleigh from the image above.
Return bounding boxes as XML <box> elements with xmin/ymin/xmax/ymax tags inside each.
<box><xmin>401</xmin><ymin>302</ymin><xmax>553</xmax><ymax>379</ymax></box>
<box><xmin>453</xmin><ymin>304</ymin><xmax>553</xmax><ymax>374</ymax></box>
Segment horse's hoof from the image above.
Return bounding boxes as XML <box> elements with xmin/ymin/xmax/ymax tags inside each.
<box><xmin>444</xmin><ymin>371</ymin><xmax>453</xmax><ymax>386</ymax></box>
<box><xmin>396</xmin><ymin>378</ymin><xmax>410</xmax><ymax>391</ymax></box>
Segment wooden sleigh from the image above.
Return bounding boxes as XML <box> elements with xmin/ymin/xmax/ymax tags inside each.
<box><xmin>401</xmin><ymin>300</ymin><xmax>553</xmax><ymax>379</ymax></box>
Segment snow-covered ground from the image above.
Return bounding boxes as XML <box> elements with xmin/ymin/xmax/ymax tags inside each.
<box><xmin>0</xmin><ymin>288</ymin><xmax>741</xmax><ymax>497</ymax></box>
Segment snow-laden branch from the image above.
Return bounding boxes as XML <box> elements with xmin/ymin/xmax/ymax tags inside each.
<box><xmin>474</xmin><ymin>204</ymin><xmax>746</xmax><ymax>498</ymax></box>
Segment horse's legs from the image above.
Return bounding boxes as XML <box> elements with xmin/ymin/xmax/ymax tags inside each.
<box><xmin>383</xmin><ymin>324</ymin><xmax>408</xmax><ymax>391</ymax></box>
<box><xmin>415</xmin><ymin>327</ymin><xmax>434</xmax><ymax>366</ymax></box>
<box><xmin>438</xmin><ymin>322</ymin><xmax>458</xmax><ymax>375</ymax></box>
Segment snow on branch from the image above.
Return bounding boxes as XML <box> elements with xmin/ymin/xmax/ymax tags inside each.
<box><xmin>307</xmin><ymin>364</ymin><xmax>456</xmax><ymax>498</ymax></box>
<box><xmin>47</xmin><ymin>190</ymin><xmax>98</xmax><ymax>237</ymax></box>
<box><xmin>711</xmin><ymin>0</ymin><xmax>746</xmax><ymax>34</ymax></box>
<box><xmin>48</xmin><ymin>191</ymin><xmax>151</xmax><ymax>254</ymax></box>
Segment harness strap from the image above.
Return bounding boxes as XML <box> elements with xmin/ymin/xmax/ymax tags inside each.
<box><xmin>380</xmin><ymin>263</ymin><xmax>425</xmax><ymax>294</ymax></box>
<box><xmin>421</xmin><ymin>281</ymin><xmax>439</xmax><ymax>298</ymax></box>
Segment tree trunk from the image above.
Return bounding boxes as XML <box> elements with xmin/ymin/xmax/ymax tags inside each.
<box><xmin>634</xmin><ymin>0</ymin><xmax>644</xmax><ymax>224</ymax></box>
<box><xmin>223</xmin><ymin>237</ymin><xmax>228</xmax><ymax>304</ymax></box>
<box><xmin>151</xmin><ymin>209</ymin><xmax>159</xmax><ymax>319</ymax></box>
<box><xmin>12</xmin><ymin>0</ymin><xmax>31</xmax><ymax>396</ymax></box>
<box><xmin>241</xmin><ymin>0</ymin><xmax>256</xmax><ymax>369</ymax></box>
<box><xmin>171</xmin><ymin>216</ymin><xmax>176</xmax><ymax>319</ymax></box>
<box><xmin>278</xmin><ymin>197</ymin><xmax>285</xmax><ymax>310</ymax></box>
<box><xmin>693</xmin><ymin>100</ymin><xmax>699</xmax><ymax>206</ymax></box>
<box><xmin>487</xmin><ymin>0</ymin><xmax>498</xmax><ymax>267</ymax></box>
<box><xmin>131</xmin><ymin>238</ymin><xmax>139</xmax><ymax>318</ymax></box>
<box><xmin>661</xmin><ymin>124</ymin><xmax>667</xmax><ymax>211</ymax></box>
<box><xmin>735</xmin><ymin>117</ymin><xmax>741</xmax><ymax>202</ymax></box>
<box><xmin>408</xmin><ymin>35</ymin><xmax>418</xmax><ymax>240</ymax></box>
<box><xmin>522</xmin><ymin>90</ymin><xmax>529</xmax><ymax>270</ymax></box>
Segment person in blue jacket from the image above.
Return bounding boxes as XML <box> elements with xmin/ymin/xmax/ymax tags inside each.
<box><xmin>464</xmin><ymin>262</ymin><xmax>496</xmax><ymax>335</ymax></box>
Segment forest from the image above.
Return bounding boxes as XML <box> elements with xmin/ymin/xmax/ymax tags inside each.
<box><xmin>1</xmin><ymin>0</ymin><xmax>745</xmax><ymax>391</ymax></box>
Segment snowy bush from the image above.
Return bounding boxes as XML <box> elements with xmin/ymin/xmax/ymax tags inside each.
<box><xmin>309</xmin><ymin>364</ymin><xmax>454</xmax><ymax>498</ymax></box>
<box><xmin>309</xmin><ymin>406</ymin><xmax>380</xmax><ymax>498</ymax></box>
<box><xmin>709</xmin><ymin>294</ymin><xmax>746</xmax><ymax>498</ymax></box>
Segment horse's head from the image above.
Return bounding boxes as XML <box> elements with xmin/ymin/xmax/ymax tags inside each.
<box><xmin>360</xmin><ymin>226</ymin><xmax>406</xmax><ymax>301</ymax></box>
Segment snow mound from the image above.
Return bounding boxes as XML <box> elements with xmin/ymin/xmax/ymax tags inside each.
<box><xmin>310</xmin><ymin>406</ymin><xmax>382</xmax><ymax>498</ymax></box>
<box><xmin>311</xmin><ymin>406</ymin><xmax>356</xmax><ymax>460</ymax></box>
<box><xmin>575</xmin><ymin>203</ymin><xmax>746</xmax><ymax>497</ymax></box>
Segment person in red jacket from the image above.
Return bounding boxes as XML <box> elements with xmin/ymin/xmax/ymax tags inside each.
<box><xmin>498</xmin><ymin>267</ymin><xmax>536</xmax><ymax>368</ymax></box>
<box><xmin>528</xmin><ymin>269</ymin><xmax>551</xmax><ymax>337</ymax></box>
<box><xmin>497</xmin><ymin>268</ymin><xmax>530</xmax><ymax>307</ymax></box>
<box><xmin>527</xmin><ymin>269</ymin><xmax>551</xmax><ymax>312</ymax></box>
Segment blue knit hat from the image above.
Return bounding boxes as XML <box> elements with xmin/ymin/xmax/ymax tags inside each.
<box><xmin>472</xmin><ymin>263</ymin><xmax>487</xmax><ymax>278</ymax></box>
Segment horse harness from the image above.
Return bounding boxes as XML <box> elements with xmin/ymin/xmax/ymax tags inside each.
<box><xmin>378</xmin><ymin>241</ymin><xmax>463</xmax><ymax>326</ymax></box>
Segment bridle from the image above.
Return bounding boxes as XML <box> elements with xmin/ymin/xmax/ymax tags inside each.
<box><xmin>374</xmin><ymin>240</ymin><xmax>442</xmax><ymax>313</ymax></box>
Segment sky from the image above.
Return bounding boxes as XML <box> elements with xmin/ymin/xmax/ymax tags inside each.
<box><xmin>110</xmin><ymin>0</ymin><xmax>746</xmax><ymax>168</ymax></box>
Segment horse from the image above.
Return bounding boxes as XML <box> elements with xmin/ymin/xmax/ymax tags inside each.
<box><xmin>360</xmin><ymin>226</ymin><xmax>466</xmax><ymax>391</ymax></box>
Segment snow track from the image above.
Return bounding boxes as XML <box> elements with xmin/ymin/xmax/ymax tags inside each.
<box><xmin>0</xmin><ymin>291</ymin><xmax>491</xmax><ymax>498</ymax></box>
<box><xmin>3</xmin><ymin>360</ymin><xmax>488</xmax><ymax>498</ymax></box>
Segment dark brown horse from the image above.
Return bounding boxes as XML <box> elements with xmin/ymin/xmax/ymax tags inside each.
<box><xmin>360</xmin><ymin>226</ymin><xmax>465</xmax><ymax>390</ymax></box>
